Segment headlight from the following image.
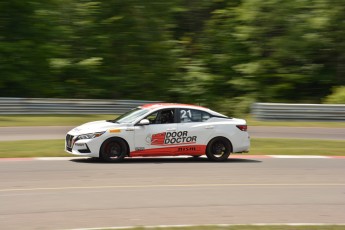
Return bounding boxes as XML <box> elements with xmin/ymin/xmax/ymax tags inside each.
<box><xmin>78</xmin><ymin>131</ymin><xmax>105</xmax><ymax>140</ymax></box>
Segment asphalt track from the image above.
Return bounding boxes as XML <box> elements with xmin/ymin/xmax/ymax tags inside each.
<box><xmin>0</xmin><ymin>157</ymin><xmax>345</xmax><ymax>230</ymax></box>
<box><xmin>1</xmin><ymin>126</ymin><xmax>345</xmax><ymax>141</ymax></box>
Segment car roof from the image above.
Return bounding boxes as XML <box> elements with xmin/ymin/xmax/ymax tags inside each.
<box><xmin>141</xmin><ymin>103</ymin><xmax>207</xmax><ymax>110</ymax></box>
<box><xmin>140</xmin><ymin>103</ymin><xmax>227</xmax><ymax>118</ymax></box>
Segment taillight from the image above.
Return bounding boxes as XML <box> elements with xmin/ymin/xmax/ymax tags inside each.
<box><xmin>236</xmin><ymin>125</ymin><xmax>247</xmax><ymax>131</ymax></box>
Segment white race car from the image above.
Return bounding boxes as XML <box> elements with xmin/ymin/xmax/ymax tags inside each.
<box><xmin>65</xmin><ymin>103</ymin><xmax>250</xmax><ymax>162</ymax></box>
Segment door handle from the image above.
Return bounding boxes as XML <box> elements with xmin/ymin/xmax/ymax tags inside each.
<box><xmin>205</xmin><ymin>126</ymin><xmax>214</xmax><ymax>129</ymax></box>
<box><xmin>166</xmin><ymin>128</ymin><xmax>176</xmax><ymax>131</ymax></box>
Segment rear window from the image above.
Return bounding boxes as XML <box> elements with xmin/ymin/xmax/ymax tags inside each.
<box><xmin>179</xmin><ymin>109</ymin><xmax>211</xmax><ymax>123</ymax></box>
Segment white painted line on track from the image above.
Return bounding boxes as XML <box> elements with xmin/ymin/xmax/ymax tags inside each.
<box><xmin>267</xmin><ymin>155</ymin><xmax>330</xmax><ymax>158</ymax></box>
<box><xmin>67</xmin><ymin>223</ymin><xmax>345</xmax><ymax>230</ymax></box>
<box><xmin>1</xmin><ymin>183</ymin><xmax>345</xmax><ymax>193</ymax></box>
<box><xmin>35</xmin><ymin>157</ymin><xmax>88</xmax><ymax>161</ymax></box>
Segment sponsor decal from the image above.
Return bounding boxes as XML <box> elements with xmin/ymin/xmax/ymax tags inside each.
<box><xmin>178</xmin><ymin>147</ymin><xmax>196</xmax><ymax>152</ymax></box>
<box><xmin>75</xmin><ymin>143</ymin><xmax>85</xmax><ymax>147</ymax></box>
<box><xmin>130</xmin><ymin>144</ymin><xmax>206</xmax><ymax>156</ymax></box>
<box><xmin>109</xmin><ymin>129</ymin><xmax>121</xmax><ymax>133</ymax></box>
<box><xmin>148</xmin><ymin>131</ymin><xmax>197</xmax><ymax>146</ymax></box>
<box><xmin>135</xmin><ymin>147</ymin><xmax>145</xmax><ymax>151</ymax></box>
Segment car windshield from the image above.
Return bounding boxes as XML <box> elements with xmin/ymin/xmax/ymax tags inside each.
<box><xmin>109</xmin><ymin>108</ymin><xmax>149</xmax><ymax>124</ymax></box>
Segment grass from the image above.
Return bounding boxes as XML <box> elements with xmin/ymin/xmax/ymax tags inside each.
<box><xmin>245</xmin><ymin>116</ymin><xmax>345</xmax><ymax>128</ymax></box>
<box><xmin>250</xmin><ymin>138</ymin><xmax>345</xmax><ymax>156</ymax></box>
<box><xmin>105</xmin><ymin>225</ymin><xmax>345</xmax><ymax>230</ymax></box>
<box><xmin>1</xmin><ymin>138</ymin><xmax>344</xmax><ymax>158</ymax></box>
<box><xmin>0</xmin><ymin>114</ymin><xmax>114</xmax><ymax>127</ymax></box>
<box><xmin>0</xmin><ymin>114</ymin><xmax>345</xmax><ymax>127</ymax></box>
<box><xmin>0</xmin><ymin>140</ymin><xmax>69</xmax><ymax>158</ymax></box>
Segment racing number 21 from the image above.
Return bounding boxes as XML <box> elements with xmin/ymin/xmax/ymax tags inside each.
<box><xmin>180</xmin><ymin>110</ymin><xmax>192</xmax><ymax>119</ymax></box>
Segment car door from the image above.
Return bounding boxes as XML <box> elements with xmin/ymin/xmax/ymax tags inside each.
<box><xmin>176</xmin><ymin>108</ymin><xmax>213</xmax><ymax>155</ymax></box>
<box><xmin>132</xmin><ymin>108</ymin><xmax>178</xmax><ymax>156</ymax></box>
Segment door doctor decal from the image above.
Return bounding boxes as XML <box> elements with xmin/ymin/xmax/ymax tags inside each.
<box><xmin>146</xmin><ymin>131</ymin><xmax>197</xmax><ymax>146</ymax></box>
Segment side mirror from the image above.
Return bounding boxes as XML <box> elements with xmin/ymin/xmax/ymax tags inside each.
<box><xmin>138</xmin><ymin>119</ymin><xmax>150</xmax><ymax>126</ymax></box>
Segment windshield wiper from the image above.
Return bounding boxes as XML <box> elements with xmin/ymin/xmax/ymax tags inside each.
<box><xmin>106</xmin><ymin>120</ymin><xmax>119</xmax><ymax>123</ymax></box>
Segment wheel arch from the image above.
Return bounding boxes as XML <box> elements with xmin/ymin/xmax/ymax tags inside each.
<box><xmin>206</xmin><ymin>136</ymin><xmax>233</xmax><ymax>153</ymax></box>
<box><xmin>99</xmin><ymin>136</ymin><xmax>130</xmax><ymax>156</ymax></box>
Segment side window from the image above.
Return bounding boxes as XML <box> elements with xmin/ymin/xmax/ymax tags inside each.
<box><xmin>146</xmin><ymin>109</ymin><xmax>175</xmax><ymax>124</ymax></box>
<box><xmin>146</xmin><ymin>112</ymin><xmax>158</xmax><ymax>124</ymax></box>
<box><xmin>158</xmin><ymin>109</ymin><xmax>175</xmax><ymax>124</ymax></box>
<box><xmin>180</xmin><ymin>109</ymin><xmax>211</xmax><ymax>123</ymax></box>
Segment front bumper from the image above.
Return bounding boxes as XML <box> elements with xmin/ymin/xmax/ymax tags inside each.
<box><xmin>65</xmin><ymin>134</ymin><xmax>101</xmax><ymax>157</ymax></box>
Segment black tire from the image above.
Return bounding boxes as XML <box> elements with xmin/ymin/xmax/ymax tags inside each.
<box><xmin>206</xmin><ymin>137</ymin><xmax>232</xmax><ymax>162</ymax></box>
<box><xmin>100</xmin><ymin>138</ymin><xmax>128</xmax><ymax>162</ymax></box>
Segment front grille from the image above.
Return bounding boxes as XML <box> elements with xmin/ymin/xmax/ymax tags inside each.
<box><xmin>66</xmin><ymin>134</ymin><xmax>74</xmax><ymax>149</ymax></box>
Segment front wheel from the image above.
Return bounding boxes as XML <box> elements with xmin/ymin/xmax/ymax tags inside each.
<box><xmin>206</xmin><ymin>137</ymin><xmax>232</xmax><ymax>162</ymax></box>
<box><xmin>100</xmin><ymin>138</ymin><xmax>128</xmax><ymax>162</ymax></box>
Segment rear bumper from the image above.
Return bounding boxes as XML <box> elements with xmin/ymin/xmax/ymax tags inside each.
<box><xmin>233</xmin><ymin>133</ymin><xmax>250</xmax><ymax>153</ymax></box>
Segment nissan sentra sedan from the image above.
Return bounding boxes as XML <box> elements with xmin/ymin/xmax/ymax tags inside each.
<box><xmin>65</xmin><ymin>103</ymin><xmax>250</xmax><ymax>162</ymax></box>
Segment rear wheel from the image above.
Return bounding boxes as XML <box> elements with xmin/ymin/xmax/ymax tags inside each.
<box><xmin>100</xmin><ymin>138</ymin><xmax>127</xmax><ymax>162</ymax></box>
<box><xmin>206</xmin><ymin>137</ymin><xmax>231</xmax><ymax>162</ymax></box>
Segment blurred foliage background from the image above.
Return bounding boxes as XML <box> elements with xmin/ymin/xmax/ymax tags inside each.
<box><xmin>1</xmin><ymin>0</ymin><xmax>344</xmax><ymax>116</ymax></box>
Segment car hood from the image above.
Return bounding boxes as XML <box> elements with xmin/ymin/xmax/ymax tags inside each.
<box><xmin>68</xmin><ymin>120</ymin><xmax>127</xmax><ymax>135</ymax></box>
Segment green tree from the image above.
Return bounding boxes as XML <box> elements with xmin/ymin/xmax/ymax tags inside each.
<box><xmin>95</xmin><ymin>0</ymin><xmax>179</xmax><ymax>100</ymax></box>
<box><xmin>0</xmin><ymin>0</ymin><xmax>57</xmax><ymax>97</ymax></box>
<box><xmin>202</xmin><ymin>0</ymin><xmax>339</xmax><ymax>104</ymax></box>
<box><xmin>324</xmin><ymin>86</ymin><xmax>345</xmax><ymax>104</ymax></box>
<box><xmin>48</xmin><ymin>0</ymin><xmax>104</xmax><ymax>98</ymax></box>
<box><xmin>0</xmin><ymin>0</ymin><xmax>344</xmax><ymax>110</ymax></box>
